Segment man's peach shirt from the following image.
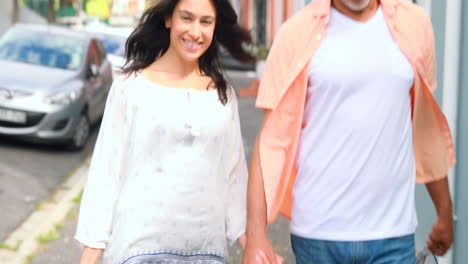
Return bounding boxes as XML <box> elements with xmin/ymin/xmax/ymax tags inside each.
<box><xmin>255</xmin><ymin>0</ymin><xmax>456</xmax><ymax>223</ymax></box>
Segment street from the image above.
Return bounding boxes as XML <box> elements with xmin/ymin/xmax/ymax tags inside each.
<box><xmin>0</xmin><ymin>70</ymin><xmax>295</xmax><ymax>263</ymax></box>
<box><xmin>0</xmin><ymin>130</ymin><xmax>98</xmax><ymax>242</ymax></box>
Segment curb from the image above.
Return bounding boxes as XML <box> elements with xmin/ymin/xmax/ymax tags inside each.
<box><xmin>0</xmin><ymin>158</ymin><xmax>90</xmax><ymax>264</ymax></box>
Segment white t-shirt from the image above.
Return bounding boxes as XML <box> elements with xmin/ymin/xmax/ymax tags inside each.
<box><xmin>291</xmin><ymin>7</ymin><xmax>417</xmax><ymax>241</ymax></box>
<box><xmin>75</xmin><ymin>74</ymin><xmax>248</xmax><ymax>264</ymax></box>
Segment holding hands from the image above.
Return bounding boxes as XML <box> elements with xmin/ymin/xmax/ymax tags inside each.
<box><xmin>242</xmin><ymin>233</ymin><xmax>284</xmax><ymax>264</ymax></box>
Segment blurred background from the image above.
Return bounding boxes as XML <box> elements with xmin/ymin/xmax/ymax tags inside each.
<box><xmin>0</xmin><ymin>0</ymin><xmax>466</xmax><ymax>263</ymax></box>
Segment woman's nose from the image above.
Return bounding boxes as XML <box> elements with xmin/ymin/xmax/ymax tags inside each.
<box><xmin>188</xmin><ymin>21</ymin><xmax>202</xmax><ymax>39</ymax></box>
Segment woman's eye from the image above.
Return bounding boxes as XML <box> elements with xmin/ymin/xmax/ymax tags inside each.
<box><xmin>201</xmin><ymin>20</ymin><xmax>212</xmax><ymax>25</ymax></box>
<box><xmin>182</xmin><ymin>16</ymin><xmax>191</xmax><ymax>21</ymax></box>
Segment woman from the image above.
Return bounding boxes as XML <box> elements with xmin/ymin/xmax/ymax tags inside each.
<box><xmin>75</xmin><ymin>0</ymin><xmax>254</xmax><ymax>263</ymax></box>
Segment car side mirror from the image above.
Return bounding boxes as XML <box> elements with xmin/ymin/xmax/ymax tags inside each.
<box><xmin>86</xmin><ymin>64</ymin><xmax>98</xmax><ymax>79</ymax></box>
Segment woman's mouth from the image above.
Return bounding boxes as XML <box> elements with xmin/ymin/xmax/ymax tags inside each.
<box><xmin>182</xmin><ymin>39</ymin><xmax>202</xmax><ymax>51</ymax></box>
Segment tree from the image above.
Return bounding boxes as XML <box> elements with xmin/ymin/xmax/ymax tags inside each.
<box><xmin>48</xmin><ymin>0</ymin><xmax>56</xmax><ymax>23</ymax></box>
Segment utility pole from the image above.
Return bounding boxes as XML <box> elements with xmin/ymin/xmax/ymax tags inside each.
<box><xmin>48</xmin><ymin>0</ymin><xmax>56</xmax><ymax>23</ymax></box>
<box><xmin>12</xmin><ymin>0</ymin><xmax>19</xmax><ymax>23</ymax></box>
<box><xmin>76</xmin><ymin>0</ymin><xmax>84</xmax><ymax>29</ymax></box>
<box><xmin>77</xmin><ymin>0</ymin><xmax>84</xmax><ymax>16</ymax></box>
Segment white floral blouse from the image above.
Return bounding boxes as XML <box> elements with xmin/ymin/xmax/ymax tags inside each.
<box><xmin>75</xmin><ymin>73</ymin><xmax>248</xmax><ymax>264</ymax></box>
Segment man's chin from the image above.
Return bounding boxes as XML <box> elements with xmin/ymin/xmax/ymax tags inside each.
<box><xmin>343</xmin><ymin>0</ymin><xmax>371</xmax><ymax>12</ymax></box>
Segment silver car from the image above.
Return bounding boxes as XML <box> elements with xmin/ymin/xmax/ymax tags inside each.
<box><xmin>0</xmin><ymin>24</ymin><xmax>113</xmax><ymax>150</ymax></box>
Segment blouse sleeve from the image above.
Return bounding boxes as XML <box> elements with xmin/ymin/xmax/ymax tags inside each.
<box><xmin>75</xmin><ymin>77</ymin><xmax>127</xmax><ymax>249</ymax></box>
<box><xmin>224</xmin><ymin>89</ymin><xmax>249</xmax><ymax>246</ymax></box>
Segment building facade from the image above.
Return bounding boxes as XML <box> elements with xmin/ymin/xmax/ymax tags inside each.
<box><xmin>239</xmin><ymin>0</ymin><xmax>295</xmax><ymax>45</ymax></box>
<box><xmin>240</xmin><ymin>0</ymin><xmax>467</xmax><ymax>263</ymax></box>
<box><xmin>0</xmin><ymin>1</ymin><xmax>15</xmax><ymax>35</ymax></box>
<box><xmin>0</xmin><ymin>0</ymin><xmax>46</xmax><ymax>35</ymax></box>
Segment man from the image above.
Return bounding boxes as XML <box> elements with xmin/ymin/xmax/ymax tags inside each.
<box><xmin>243</xmin><ymin>0</ymin><xmax>455</xmax><ymax>263</ymax></box>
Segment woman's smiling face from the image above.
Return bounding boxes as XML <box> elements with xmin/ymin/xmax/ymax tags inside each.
<box><xmin>165</xmin><ymin>0</ymin><xmax>217</xmax><ymax>63</ymax></box>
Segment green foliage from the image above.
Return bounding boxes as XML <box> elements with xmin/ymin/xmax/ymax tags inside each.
<box><xmin>0</xmin><ymin>240</ymin><xmax>21</xmax><ymax>251</ymax></box>
<box><xmin>36</xmin><ymin>230</ymin><xmax>60</xmax><ymax>244</ymax></box>
<box><xmin>72</xmin><ymin>190</ymin><xmax>84</xmax><ymax>204</ymax></box>
<box><xmin>256</xmin><ymin>45</ymin><xmax>270</xmax><ymax>60</ymax></box>
<box><xmin>25</xmin><ymin>252</ymin><xmax>36</xmax><ymax>263</ymax></box>
<box><xmin>54</xmin><ymin>222</ymin><xmax>65</xmax><ymax>230</ymax></box>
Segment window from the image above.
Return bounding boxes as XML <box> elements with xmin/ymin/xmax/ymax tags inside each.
<box><xmin>0</xmin><ymin>27</ymin><xmax>84</xmax><ymax>70</ymax></box>
<box><xmin>94</xmin><ymin>39</ymin><xmax>108</xmax><ymax>59</ymax></box>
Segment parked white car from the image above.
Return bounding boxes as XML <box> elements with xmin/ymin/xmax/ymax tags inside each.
<box><xmin>0</xmin><ymin>24</ymin><xmax>113</xmax><ymax>150</ymax></box>
<box><xmin>82</xmin><ymin>23</ymin><xmax>133</xmax><ymax>78</ymax></box>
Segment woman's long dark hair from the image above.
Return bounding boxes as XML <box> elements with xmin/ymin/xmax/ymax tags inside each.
<box><xmin>122</xmin><ymin>0</ymin><xmax>254</xmax><ymax>104</ymax></box>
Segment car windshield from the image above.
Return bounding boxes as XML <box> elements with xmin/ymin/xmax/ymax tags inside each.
<box><xmin>0</xmin><ymin>27</ymin><xmax>84</xmax><ymax>70</ymax></box>
<box><xmin>97</xmin><ymin>34</ymin><xmax>126</xmax><ymax>57</ymax></box>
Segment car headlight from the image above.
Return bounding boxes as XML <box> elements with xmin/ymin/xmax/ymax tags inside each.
<box><xmin>44</xmin><ymin>89</ymin><xmax>82</xmax><ymax>105</ymax></box>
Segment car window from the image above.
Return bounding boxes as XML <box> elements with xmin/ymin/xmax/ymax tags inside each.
<box><xmin>97</xmin><ymin>34</ymin><xmax>126</xmax><ymax>57</ymax></box>
<box><xmin>0</xmin><ymin>27</ymin><xmax>84</xmax><ymax>70</ymax></box>
<box><xmin>95</xmin><ymin>39</ymin><xmax>107</xmax><ymax>59</ymax></box>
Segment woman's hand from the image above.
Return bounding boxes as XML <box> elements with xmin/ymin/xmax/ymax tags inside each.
<box><xmin>79</xmin><ymin>246</ymin><xmax>103</xmax><ymax>264</ymax></box>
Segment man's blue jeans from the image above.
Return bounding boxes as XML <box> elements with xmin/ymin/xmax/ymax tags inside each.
<box><xmin>291</xmin><ymin>234</ymin><xmax>416</xmax><ymax>264</ymax></box>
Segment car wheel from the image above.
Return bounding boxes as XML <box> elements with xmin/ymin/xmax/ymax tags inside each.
<box><xmin>68</xmin><ymin>114</ymin><xmax>90</xmax><ymax>151</ymax></box>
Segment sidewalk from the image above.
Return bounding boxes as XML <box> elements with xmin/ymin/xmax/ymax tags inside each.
<box><xmin>30</xmin><ymin>204</ymin><xmax>85</xmax><ymax>264</ymax></box>
<box><xmin>28</xmin><ymin>196</ymin><xmax>293</xmax><ymax>264</ymax></box>
<box><xmin>0</xmin><ymin>159</ymin><xmax>89</xmax><ymax>264</ymax></box>
<box><xmin>2</xmin><ymin>79</ymin><xmax>295</xmax><ymax>263</ymax></box>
